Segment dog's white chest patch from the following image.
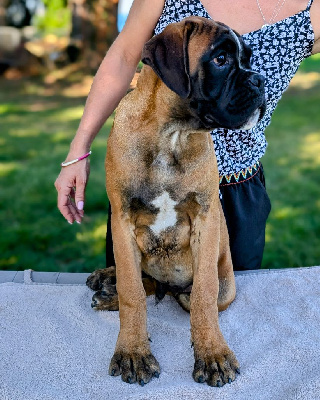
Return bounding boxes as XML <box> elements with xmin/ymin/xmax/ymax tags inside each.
<box><xmin>150</xmin><ymin>191</ymin><xmax>177</xmax><ymax>235</ymax></box>
<box><xmin>170</xmin><ymin>130</ymin><xmax>180</xmax><ymax>150</ymax></box>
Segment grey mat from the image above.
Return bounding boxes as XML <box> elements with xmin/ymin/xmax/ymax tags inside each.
<box><xmin>1</xmin><ymin>267</ymin><xmax>320</xmax><ymax>400</ymax></box>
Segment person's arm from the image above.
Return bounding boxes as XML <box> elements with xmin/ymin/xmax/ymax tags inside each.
<box><xmin>311</xmin><ymin>1</ymin><xmax>320</xmax><ymax>54</ymax></box>
<box><xmin>55</xmin><ymin>0</ymin><xmax>164</xmax><ymax>224</ymax></box>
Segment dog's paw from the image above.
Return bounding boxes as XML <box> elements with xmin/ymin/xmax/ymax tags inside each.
<box><xmin>109</xmin><ymin>351</ymin><xmax>160</xmax><ymax>385</ymax></box>
<box><xmin>86</xmin><ymin>266</ymin><xmax>117</xmax><ymax>291</ymax></box>
<box><xmin>91</xmin><ymin>285</ymin><xmax>119</xmax><ymax>311</ymax></box>
<box><xmin>192</xmin><ymin>348</ymin><xmax>240</xmax><ymax>387</ymax></box>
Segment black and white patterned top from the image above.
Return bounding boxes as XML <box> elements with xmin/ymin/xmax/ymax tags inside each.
<box><xmin>154</xmin><ymin>0</ymin><xmax>315</xmax><ymax>175</ymax></box>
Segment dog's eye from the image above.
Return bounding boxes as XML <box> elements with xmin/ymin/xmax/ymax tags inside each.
<box><xmin>213</xmin><ymin>53</ymin><xmax>227</xmax><ymax>66</ymax></box>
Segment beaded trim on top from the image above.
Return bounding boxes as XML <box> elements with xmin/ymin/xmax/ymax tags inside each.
<box><xmin>219</xmin><ymin>162</ymin><xmax>260</xmax><ymax>186</ymax></box>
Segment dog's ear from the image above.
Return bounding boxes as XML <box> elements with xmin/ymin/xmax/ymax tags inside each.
<box><xmin>141</xmin><ymin>21</ymin><xmax>195</xmax><ymax>98</ymax></box>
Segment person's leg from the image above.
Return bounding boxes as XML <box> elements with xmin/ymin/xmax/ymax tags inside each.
<box><xmin>106</xmin><ymin>201</ymin><xmax>116</xmax><ymax>268</ymax></box>
<box><xmin>219</xmin><ymin>163</ymin><xmax>271</xmax><ymax>271</ymax></box>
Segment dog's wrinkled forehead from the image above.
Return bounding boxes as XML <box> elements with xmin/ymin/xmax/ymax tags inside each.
<box><xmin>142</xmin><ymin>16</ymin><xmax>249</xmax><ymax>99</ymax></box>
<box><xmin>187</xmin><ymin>20</ymin><xmax>243</xmax><ymax>75</ymax></box>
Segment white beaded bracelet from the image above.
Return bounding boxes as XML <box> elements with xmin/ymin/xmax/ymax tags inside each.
<box><xmin>61</xmin><ymin>151</ymin><xmax>92</xmax><ymax>167</ymax></box>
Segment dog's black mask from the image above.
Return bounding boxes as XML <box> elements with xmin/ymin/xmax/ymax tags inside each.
<box><xmin>142</xmin><ymin>17</ymin><xmax>266</xmax><ymax>131</ymax></box>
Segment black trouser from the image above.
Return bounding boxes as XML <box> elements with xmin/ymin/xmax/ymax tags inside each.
<box><xmin>106</xmin><ymin>207</ymin><xmax>115</xmax><ymax>268</ymax></box>
<box><xmin>106</xmin><ymin>164</ymin><xmax>271</xmax><ymax>271</ymax></box>
<box><xmin>219</xmin><ymin>163</ymin><xmax>271</xmax><ymax>270</ymax></box>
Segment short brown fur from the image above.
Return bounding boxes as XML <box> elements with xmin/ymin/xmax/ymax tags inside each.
<box><xmin>88</xmin><ymin>17</ymin><xmax>239</xmax><ymax>387</ymax></box>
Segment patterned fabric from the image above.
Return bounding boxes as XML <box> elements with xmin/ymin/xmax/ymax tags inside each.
<box><xmin>219</xmin><ymin>162</ymin><xmax>260</xmax><ymax>186</ymax></box>
<box><xmin>154</xmin><ymin>0</ymin><xmax>315</xmax><ymax>176</ymax></box>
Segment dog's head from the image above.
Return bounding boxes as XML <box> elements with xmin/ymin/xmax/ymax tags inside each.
<box><xmin>142</xmin><ymin>17</ymin><xmax>266</xmax><ymax>130</ymax></box>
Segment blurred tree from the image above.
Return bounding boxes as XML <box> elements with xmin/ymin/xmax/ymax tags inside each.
<box><xmin>6</xmin><ymin>0</ymin><xmax>32</xmax><ymax>28</ymax></box>
<box><xmin>0</xmin><ymin>0</ymin><xmax>10</xmax><ymax>26</ymax></box>
<box><xmin>1</xmin><ymin>0</ymin><xmax>119</xmax><ymax>71</ymax></box>
<box><xmin>68</xmin><ymin>0</ymin><xmax>119</xmax><ymax>69</ymax></box>
<box><xmin>36</xmin><ymin>0</ymin><xmax>70</xmax><ymax>33</ymax></box>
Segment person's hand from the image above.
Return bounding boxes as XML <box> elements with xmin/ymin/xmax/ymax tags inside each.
<box><xmin>54</xmin><ymin>158</ymin><xmax>90</xmax><ymax>224</ymax></box>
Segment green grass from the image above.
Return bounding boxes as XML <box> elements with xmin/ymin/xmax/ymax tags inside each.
<box><xmin>0</xmin><ymin>55</ymin><xmax>319</xmax><ymax>272</ymax></box>
<box><xmin>261</xmin><ymin>54</ymin><xmax>320</xmax><ymax>268</ymax></box>
<box><xmin>0</xmin><ymin>73</ymin><xmax>111</xmax><ymax>272</ymax></box>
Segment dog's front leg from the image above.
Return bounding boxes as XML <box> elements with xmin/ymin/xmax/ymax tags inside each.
<box><xmin>109</xmin><ymin>210</ymin><xmax>160</xmax><ymax>385</ymax></box>
<box><xmin>190</xmin><ymin>207</ymin><xmax>240</xmax><ymax>387</ymax></box>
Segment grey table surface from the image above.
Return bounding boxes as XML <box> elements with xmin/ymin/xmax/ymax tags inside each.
<box><xmin>1</xmin><ymin>267</ymin><xmax>315</xmax><ymax>285</ymax></box>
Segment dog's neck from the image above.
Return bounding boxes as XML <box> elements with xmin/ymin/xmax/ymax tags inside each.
<box><xmin>136</xmin><ymin>66</ymin><xmax>205</xmax><ymax>133</ymax></box>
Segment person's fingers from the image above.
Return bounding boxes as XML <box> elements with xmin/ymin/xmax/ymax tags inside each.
<box><xmin>67</xmin><ymin>187</ymin><xmax>84</xmax><ymax>222</ymax></box>
<box><xmin>56</xmin><ymin>184</ymin><xmax>76</xmax><ymax>224</ymax></box>
<box><xmin>55</xmin><ymin>161</ymin><xmax>89</xmax><ymax>224</ymax></box>
<box><xmin>59</xmin><ymin>187</ymin><xmax>84</xmax><ymax>224</ymax></box>
<box><xmin>69</xmin><ymin>187</ymin><xmax>76</xmax><ymax>201</ymax></box>
<box><xmin>74</xmin><ymin>179</ymin><xmax>87</xmax><ymax>216</ymax></box>
<box><xmin>67</xmin><ymin>196</ymin><xmax>82</xmax><ymax>224</ymax></box>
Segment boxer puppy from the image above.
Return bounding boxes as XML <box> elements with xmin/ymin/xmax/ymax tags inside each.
<box><xmin>87</xmin><ymin>16</ymin><xmax>266</xmax><ymax>387</ymax></box>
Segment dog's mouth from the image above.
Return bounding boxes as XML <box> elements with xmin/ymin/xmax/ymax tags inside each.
<box><xmin>191</xmin><ymin>68</ymin><xmax>267</xmax><ymax>131</ymax></box>
<box><xmin>192</xmin><ymin>73</ymin><xmax>267</xmax><ymax>131</ymax></box>
<box><xmin>194</xmin><ymin>98</ymin><xmax>266</xmax><ymax>131</ymax></box>
<box><xmin>238</xmin><ymin>103</ymin><xmax>266</xmax><ymax>130</ymax></box>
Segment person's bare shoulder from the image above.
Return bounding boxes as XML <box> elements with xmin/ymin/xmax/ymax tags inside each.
<box><xmin>115</xmin><ymin>0</ymin><xmax>165</xmax><ymax>63</ymax></box>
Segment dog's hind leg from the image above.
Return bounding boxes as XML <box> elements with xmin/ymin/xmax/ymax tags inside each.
<box><xmin>86</xmin><ymin>266</ymin><xmax>117</xmax><ymax>290</ymax></box>
<box><xmin>87</xmin><ymin>267</ymin><xmax>156</xmax><ymax>310</ymax></box>
<box><xmin>217</xmin><ymin>202</ymin><xmax>236</xmax><ymax>312</ymax></box>
<box><xmin>86</xmin><ymin>266</ymin><xmax>119</xmax><ymax>311</ymax></box>
<box><xmin>174</xmin><ymin>282</ymin><xmax>235</xmax><ymax>314</ymax></box>
<box><xmin>91</xmin><ymin>284</ymin><xmax>119</xmax><ymax>311</ymax></box>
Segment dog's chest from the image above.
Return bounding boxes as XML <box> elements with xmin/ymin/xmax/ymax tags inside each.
<box><xmin>149</xmin><ymin>191</ymin><xmax>178</xmax><ymax>235</ymax></box>
<box><xmin>150</xmin><ymin>130</ymin><xmax>185</xmax><ymax>175</ymax></box>
<box><xmin>128</xmin><ymin>130</ymin><xmax>213</xmax><ymax>235</ymax></box>
<box><xmin>126</xmin><ymin>131</ymin><xmax>214</xmax><ymax>287</ymax></box>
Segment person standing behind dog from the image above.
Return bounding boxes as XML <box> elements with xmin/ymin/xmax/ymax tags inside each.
<box><xmin>55</xmin><ymin>0</ymin><xmax>320</xmax><ymax>271</ymax></box>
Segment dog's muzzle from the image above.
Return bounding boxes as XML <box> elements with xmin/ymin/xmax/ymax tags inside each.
<box><xmin>192</xmin><ymin>69</ymin><xmax>266</xmax><ymax>131</ymax></box>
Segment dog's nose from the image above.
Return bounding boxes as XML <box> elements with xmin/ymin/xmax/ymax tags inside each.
<box><xmin>247</xmin><ymin>74</ymin><xmax>265</xmax><ymax>88</ymax></box>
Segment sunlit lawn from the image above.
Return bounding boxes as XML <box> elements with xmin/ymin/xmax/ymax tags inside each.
<box><xmin>0</xmin><ymin>55</ymin><xmax>319</xmax><ymax>272</ymax></box>
<box><xmin>0</xmin><ymin>70</ymin><xmax>110</xmax><ymax>272</ymax></box>
<box><xmin>262</xmin><ymin>54</ymin><xmax>320</xmax><ymax>268</ymax></box>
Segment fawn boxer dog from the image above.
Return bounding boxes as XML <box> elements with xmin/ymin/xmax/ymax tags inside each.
<box><xmin>86</xmin><ymin>16</ymin><xmax>266</xmax><ymax>387</ymax></box>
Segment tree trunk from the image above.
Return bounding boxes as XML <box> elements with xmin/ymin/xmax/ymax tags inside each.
<box><xmin>68</xmin><ymin>0</ymin><xmax>119</xmax><ymax>70</ymax></box>
<box><xmin>0</xmin><ymin>0</ymin><xmax>10</xmax><ymax>26</ymax></box>
<box><xmin>93</xmin><ymin>0</ymin><xmax>119</xmax><ymax>53</ymax></box>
